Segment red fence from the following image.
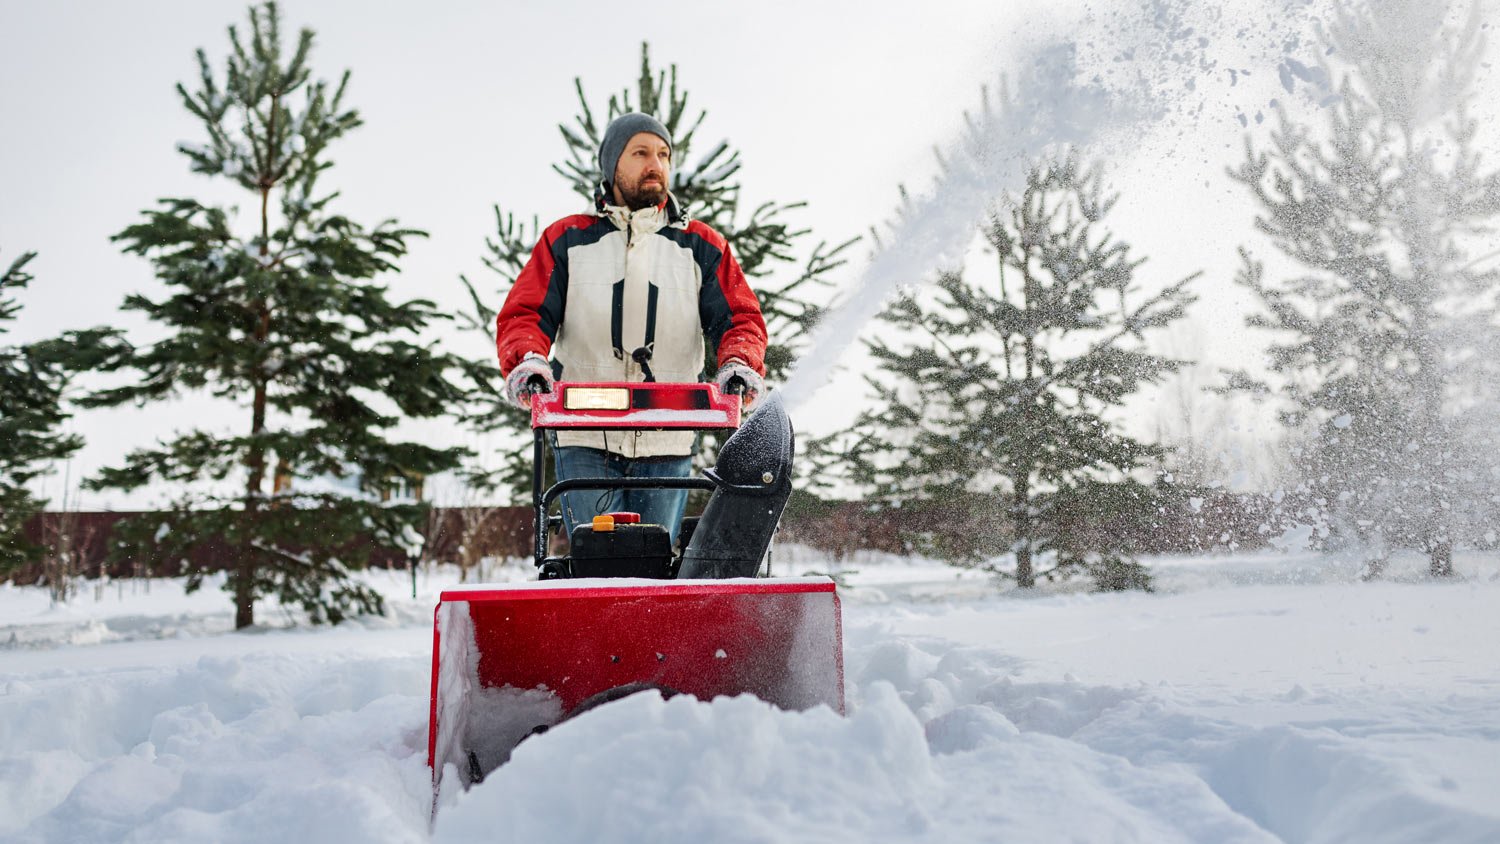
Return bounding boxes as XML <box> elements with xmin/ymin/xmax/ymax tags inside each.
<box><xmin>10</xmin><ymin>490</ymin><xmax>1291</xmax><ymax>584</ymax></box>
<box><xmin>12</xmin><ymin>507</ymin><xmax>537</xmax><ymax>583</ymax></box>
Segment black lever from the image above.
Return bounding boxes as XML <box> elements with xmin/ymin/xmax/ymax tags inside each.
<box><xmin>631</xmin><ymin>346</ymin><xmax>656</xmax><ymax>383</ymax></box>
<box><xmin>522</xmin><ymin>374</ymin><xmax>551</xmax><ymax>396</ymax></box>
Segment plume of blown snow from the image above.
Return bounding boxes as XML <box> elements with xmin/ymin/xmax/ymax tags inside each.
<box><xmin>778</xmin><ymin>0</ymin><xmax>1331</xmax><ymax>412</ymax></box>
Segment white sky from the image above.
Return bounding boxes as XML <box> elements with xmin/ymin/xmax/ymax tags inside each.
<box><xmin>6</xmin><ymin>0</ymin><xmax>1485</xmax><ymax>507</ymax></box>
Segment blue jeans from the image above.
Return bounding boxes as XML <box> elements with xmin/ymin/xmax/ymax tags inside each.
<box><xmin>552</xmin><ymin>445</ymin><xmax>693</xmax><ymax>545</ymax></box>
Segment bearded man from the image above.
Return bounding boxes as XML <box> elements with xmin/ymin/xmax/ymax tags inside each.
<box><xmin>494</xmin><ymin>112</ymin><xmax>768</xmax><ymax>544</ymax></box>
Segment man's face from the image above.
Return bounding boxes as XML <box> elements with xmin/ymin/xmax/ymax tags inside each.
<box><xmin>611</xmin><ymin>132</ymin><xmax>671</xmax><ymax>210</ymax></box>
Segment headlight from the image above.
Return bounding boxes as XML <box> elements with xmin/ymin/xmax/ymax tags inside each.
<box><xmin>563</xmin><ymin>387</ymin><xmax>630</xmax><ymax>410</ymax></box>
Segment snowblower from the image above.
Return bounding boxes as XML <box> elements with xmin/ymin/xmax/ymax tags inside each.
<box><xmin>427</xmin><ymin>381</ymin><xmax>845</xmax><ymax>791</ymax></box>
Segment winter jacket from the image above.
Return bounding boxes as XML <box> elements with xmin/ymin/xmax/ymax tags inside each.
<box><xmin>495</xmin><ymin>194</ymin><xmax>767</xmax><ymax>457</ymax></box>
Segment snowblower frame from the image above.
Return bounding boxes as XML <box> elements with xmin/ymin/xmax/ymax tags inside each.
<box><xmin>527</xmin><ymin>381</ymin><xmax>740</xmax><ymax>575</ymax></box>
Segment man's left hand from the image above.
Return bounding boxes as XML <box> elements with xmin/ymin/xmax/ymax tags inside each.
<box><xmin>715</xmin><ymin>359</ymin><xmax>764</xmax><ymax>409</ymax></box>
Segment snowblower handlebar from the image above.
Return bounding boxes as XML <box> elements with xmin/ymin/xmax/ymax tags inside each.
<box><xmin>529</xmin><ymin>381</ymin><xmax>742</xmax><ymax>431</ymax></box>
<box><xmin>540</xmin><ymin>476</ymin><xmax>717</xmax><ymax>511</ymax></box>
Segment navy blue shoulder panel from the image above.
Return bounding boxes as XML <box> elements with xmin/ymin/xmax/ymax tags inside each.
<box><xmin>539</xmin><ymin>217</ymin><xmax>617</xmax><ymax>342</ymax></box>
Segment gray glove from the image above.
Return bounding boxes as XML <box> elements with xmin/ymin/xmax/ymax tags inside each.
<box><xmin>505</xmin><ymin>353</ymin><xmax>553</xmax><ymax>408</ymax></box>
<box><xmin>714</xmin><ymin>359</ymin><xmax>764</xmax><ymax>409</ymax></box>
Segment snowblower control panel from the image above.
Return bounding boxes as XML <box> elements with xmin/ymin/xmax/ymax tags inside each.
<box><xmin>530</xmin><ymin>382</ymin><xmax>741</xmax><ymax>430</ymax></box>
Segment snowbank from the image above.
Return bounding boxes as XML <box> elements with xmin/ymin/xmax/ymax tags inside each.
<box><xmin>2</xmin><ymin>552</ymin><xmax>1498</xmax><ymax>842</ymax></box>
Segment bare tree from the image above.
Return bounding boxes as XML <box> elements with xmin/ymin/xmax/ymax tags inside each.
<box><xmin>454</xmin><ymin>504</ymin><xmax>502</xmax><ymax>583</ymax></box>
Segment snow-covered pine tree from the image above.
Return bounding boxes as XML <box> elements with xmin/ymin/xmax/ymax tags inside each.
<box><xmin>0</xmin><ymin>251</ymin><xmax>84</xmax><ymax>576</ymax></box>
<box><xmin>814</xmin><ymin>154</ymin><xmax>1196</xmax><ymax>590</ymax></box>
<box><xmin>1227</xmin><ymin>0</ymin><xmax>1500</xmax><ymax>578</ymax></box>
<box><xmin>80</xmin><ymin>2</ymin><xmax>468</xmax><ymax>627</ymax></box>
<box><xmin>459</xmin><ymin>43</ymin><xmax>856</xmax><ymax>498</ymax></box>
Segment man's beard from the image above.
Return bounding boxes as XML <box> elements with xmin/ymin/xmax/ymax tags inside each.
<box><xmin>616</xmin><ymin>175</ymin><xmax>667</xmax><ymax>210</ymax></box>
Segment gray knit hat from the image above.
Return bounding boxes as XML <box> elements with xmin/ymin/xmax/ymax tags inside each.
<box><xmin>598</xmin><ymin>112</ymin><xmax>672</xmax><ymax>189</ymax></box>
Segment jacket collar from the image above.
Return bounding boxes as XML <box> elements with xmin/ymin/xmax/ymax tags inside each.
<box><xmin>602</xmin><ymin>201</ymin><xmax>664</xmax><ymax>234</ymax></box>
<box><xmin>595</xmin><ymin>185</ymin><xmax>685</xmax><ymax>229</ymax></box>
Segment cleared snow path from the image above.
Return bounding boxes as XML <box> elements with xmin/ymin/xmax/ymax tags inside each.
<box><xmin>2</xmin><ymin>554</ymin><xmax>1498</xmax><ymax>843</ymax></box>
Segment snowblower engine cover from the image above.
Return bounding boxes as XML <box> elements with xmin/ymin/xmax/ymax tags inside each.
<box><xmin>568</xmin><ymin>517</ymin><xmax>674</xmax><ymax>579</ymax></box>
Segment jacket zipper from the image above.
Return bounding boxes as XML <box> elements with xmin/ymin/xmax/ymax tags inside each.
<box><xmin>622</xmin><ymin>211</ymin><xmax>634</xmax><ymax>382</ymax></box>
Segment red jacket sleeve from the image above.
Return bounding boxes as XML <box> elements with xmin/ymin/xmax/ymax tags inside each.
<box><xmin>689</xmin><ymin>221</ymin><xmax>768</xmax><ymax>375</ymax></box>
<box><xmin>494</xmin><ymin>215</ymin><xmax>592</xmax><ymax>376</ymax></box>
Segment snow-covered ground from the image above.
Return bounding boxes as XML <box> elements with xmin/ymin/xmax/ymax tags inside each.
<box><xmin>2</xmin><ymin>549</ymin><xmax>1498</xmax><ymax>843</ymax></box>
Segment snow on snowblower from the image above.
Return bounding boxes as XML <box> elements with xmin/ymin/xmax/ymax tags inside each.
<box><xmin>428</xmin><ymin>382</ymin><xmax>845</xmax><ymax>792</ymax></box>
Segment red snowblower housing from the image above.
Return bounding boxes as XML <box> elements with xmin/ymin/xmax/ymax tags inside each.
<box><xmin>428</xmin><ymin>382</ymin><xmax>845</xmax><ymax>792</ymax></box>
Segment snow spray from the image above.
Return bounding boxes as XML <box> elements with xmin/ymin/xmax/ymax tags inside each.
<box><xmin>778</xmin><ymin>0</ymin><xmax>1333</xmax><ymax>412</ymax></box>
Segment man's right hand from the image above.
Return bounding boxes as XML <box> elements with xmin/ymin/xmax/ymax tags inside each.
<box><xmin>505</xmin><ymin>353</ymin><xmax>554</xmax><ymax>408</ymax></box>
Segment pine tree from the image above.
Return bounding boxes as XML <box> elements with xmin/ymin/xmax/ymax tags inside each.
<box><xmin>1227</xmin><ymin>0</ymin><xmax>1500</xmax><ymax>578</ymax></box>
<box><xmin>814</xmin><ymin>154</ymin><xmax>1195</xmax><ymax>590</ymax></box>
<box><xmin>0</xmin><ymin>251</ymin><xmax>84</xmax><ymax>576</ymax></box>
<box><xmin>80</xmin><ymin>2</ymin><xmax>468</xmax><ymax>627</ymax></box>
<box><xmin>460</xmin><ymin>43</ymin><xmax>855</xmax><ymax>497</ymax></box>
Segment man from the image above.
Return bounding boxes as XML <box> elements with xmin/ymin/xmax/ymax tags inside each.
<box><xmin>494</xmin><ymin>112</ymin><xmax>767</xmax><ymax>545</ymax></box>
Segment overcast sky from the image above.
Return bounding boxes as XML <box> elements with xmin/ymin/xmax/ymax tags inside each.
<box><xmin>8</xmin><ymin>0</ymin><xmax>1478</xmax><ymax>507</ymax></box>
<box><xmin>3</xmin><ymin>0</ymin><xmax>1012</xmax><ymax>335</ymax></box>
